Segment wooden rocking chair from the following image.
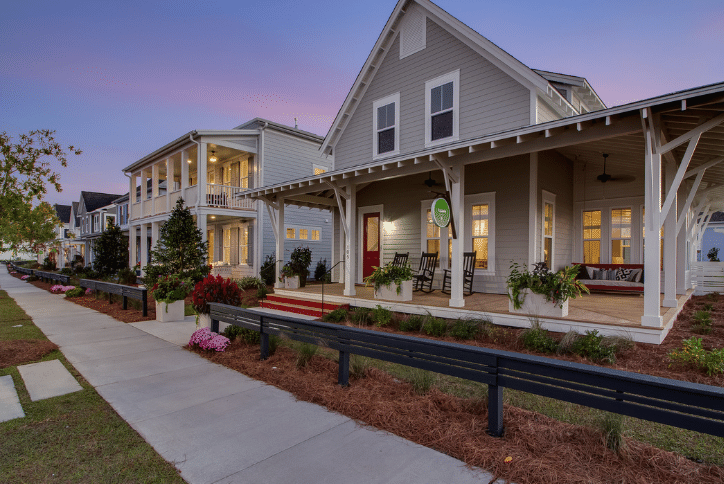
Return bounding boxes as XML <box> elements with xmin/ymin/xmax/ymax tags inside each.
<box><xmin>390</xmin><ymin>252</ymin><xmax>409</xmax><ymax>268</ymax></box>
<box><xmin>441</xmin><ymin>251</ymin><xmax>477</xmax><ymax>296</ymax></box>
<box><xmin>413</xmin><ymin>252</ymin><xmax>438</xmax><ymax>293</ymax></box>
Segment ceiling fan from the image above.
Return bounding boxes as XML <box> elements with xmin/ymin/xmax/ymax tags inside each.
<box><xmin>597</xmin><ymin>153</ymin><xmax>635</xmax><ymax>183</ymax></box>
<box><xmin>424</xmin><ymin>171</ymin><xmax>440</xmax><ymax>187</ymax></box>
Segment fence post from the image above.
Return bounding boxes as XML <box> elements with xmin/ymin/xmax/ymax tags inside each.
<box><xmin>260</xmin><ymin>316</ymin><xmax>269</xmax><ymax>360</ymax></box>
<box><xmin>338</xmin><ymin>351</ymin><xmax>350</xmax><ymax>387</ymax></box>
<box><xmin>211</xmin><ymin>318</ymin><xmax>219</xmax><ymax>333</ymax></box>
<box><xmin>141</xmin><ymin>289</ymin><xmax>148</xmax><ymax>317</ymax></box>
<box><xmin>122</xmin><ymin>295</ymin><xmax>128</xmax><ymax>310</ymax></box>
<box><xmin>487</xmin><ymin>383</ymin><xmax>504</xmax><ymax>437</ymax></box>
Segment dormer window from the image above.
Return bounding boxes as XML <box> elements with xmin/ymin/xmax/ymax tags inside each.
<box><xmin>372</xmin><ymin>93</ymin><xmax>400</xmax><ymax>159</ymax></box>
<box><xmin>425</xmin><ymin>70</ymin><xmax>459</xmax><ymax>147</ymax></box>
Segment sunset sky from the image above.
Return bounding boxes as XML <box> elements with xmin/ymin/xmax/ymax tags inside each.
<box><xmin>2</xmin><ymin>0</ymin><xmax>723</xmax><ymax>206</ymax></box>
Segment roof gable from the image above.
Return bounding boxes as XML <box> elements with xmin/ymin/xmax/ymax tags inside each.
<box><xmin>80</xmin><ymin>191</ymin><xmax>124</xmax><ymax>213</ymax></box>
<box><xmin>320</xmin><ymin>0</ymin><xmax>555</xmax><ymax>156</ymax></box>
<box><xmin>53</xmin><ymin>204</ymin><xmax>72</xmax><ymax>224</ymax></box>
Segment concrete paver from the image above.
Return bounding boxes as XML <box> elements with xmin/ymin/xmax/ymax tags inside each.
<box><xmin>0</xmin><ymin>375</ymin><xmax>24</xmax><ymax>423</ymax></box>
<box><xmin>17</xmin><ymin>359</ymin><xmax>82</xmax><ymax>401</ymax></box>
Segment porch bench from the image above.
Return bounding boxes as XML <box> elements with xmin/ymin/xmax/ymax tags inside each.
<box><xmin>574</xmin><ymin>263</ymin><xmax>644</xmax><ymax>294</ymax></box>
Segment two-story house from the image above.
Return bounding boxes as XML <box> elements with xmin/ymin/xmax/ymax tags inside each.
<box><xmin>240</xmin><ymin>0</ymin><xmax>724</xmax><ymax>343</ymax></box>
<box><xmin>38</xmin><ymin>204</ymin><xmax>72</xmax><ymax>268</ymax></box>
<box><xmin>122</xmin><ymin>118</ymin><xmax>332</xmax><ymax>278</ymax></box>
<box><xmin>76</xmin><ymin>191</ymin><xmax>124</xmax><ymax>267</ymax></box>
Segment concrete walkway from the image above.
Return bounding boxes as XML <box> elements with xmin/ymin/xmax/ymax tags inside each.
<box><xmin>1</xmin><ymin>270</ymin><xmax>499</xmax><ymax>484</ymax></box>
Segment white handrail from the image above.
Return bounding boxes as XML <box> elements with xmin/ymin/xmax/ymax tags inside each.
<box><xmin>206</xmin><ymin>183</ymin><xmax>255</xmax><ymax>210</ymax></box>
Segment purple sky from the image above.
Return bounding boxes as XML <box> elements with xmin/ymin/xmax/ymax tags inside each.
<box><xmin>2</xmin><ymin>0</ymin><xmax>723</xmax><ymax>206</ymax></box>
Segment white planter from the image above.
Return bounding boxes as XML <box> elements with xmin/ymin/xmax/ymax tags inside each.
<box><xmin>197</xmin><ymin>313</ymin><xmax>211</xmax><ymax>329</ymax></box>
<box><xmin>508</xmin><ymin>288</ymin><xmax>568</xmax><ymax>318</ymax></box>
<box><xmin>374</xmin><ymin>280</ymin><xmax>413</xmax><ymax>302</ymax></box>
<box><xmin>284</xmin><ymin>275</ymin><xmax>300</xmax><ymax>289</ymax></box>
<box><xmin>155</xmin><ymin>300</ymin><xmax>186</xmax><ymax>322</ymax></box>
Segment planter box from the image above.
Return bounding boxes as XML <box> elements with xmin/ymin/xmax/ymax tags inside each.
<box><xmin>508</xmin><ymin>289</ymin><xmax>568</xmax><ymax>318</ymax></box>
<box><xmin>155</xmin><ymin>300</ymin><xmax>185</xmax><ymax>322</ymax></box>
<box><xmin>197</xmin><ymin>313</ymin><xmax>211</xmax><ymax>329</ymax></box>
<box><xmin>374</xmin><ymin>280</ymin><xmax>413</xmax><ymax>302</ymax></box>
<box><xmin>284</xmin><ymin>276</ymin><xmax>300</xmax><ymax>290</ymax></box>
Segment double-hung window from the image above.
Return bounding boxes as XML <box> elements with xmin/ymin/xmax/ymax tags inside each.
<box><xmin>372</xmin><ymin>93</ymin><xmax>400</xmax><ymax>159</ymax></box>
<box><xmin>582</xmin><ymin>210</ymin><xmax>601</xmax><ymax>264</ymax></box>
<box><xmin>542</xmin><ymin>192</ymin><xmax>555</xmax><ymax>268</ymax></box>
<box><xmin>425</xmin><ymin>70</ymin><xmax>459</xmax><ymax>147</ymax></box>
<box><xmin>611</xmin><ymin>208</ymin><xmax>632</xmax><ymax>264</ymax></box>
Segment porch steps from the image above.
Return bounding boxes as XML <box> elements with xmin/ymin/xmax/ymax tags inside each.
<box><xmin>262</xmin><ymin>294</ymin><xmax>347</xmax><ymax>318</ymax></box>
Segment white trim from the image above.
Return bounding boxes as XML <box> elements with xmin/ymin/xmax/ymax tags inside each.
<box><xmin>372</xmin><ymin>92</ymin><xmax>401</xmax><ymax>160</ymax></box>
<box><xmin>425</xmin><ymin>70</ymin><xmax>460</xmax><ymax>148</ymax></box>
<box><xmin>358</xmin><ymin>204</ymin><xmax>384</xmax><ymax>284</ymax></box>
<box><xmin>541</xmin><ymin>191</ymin><xmax>555</xmax><ymax>269</ymax></box>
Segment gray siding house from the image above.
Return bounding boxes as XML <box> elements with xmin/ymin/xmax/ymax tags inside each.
<box><xmin>121</xmin><ymin>118</ymin><xmax>331</xmax><ymax>279</ymax></box>
<box><xmin>76</xmin><ymin>191</ymin><xmax>124</xmax><ymax>267</ymax></box>
<box><xmin>240</xmin><ymin>0</ymin><xmax>724</xmax><ymax>339</ymax></box>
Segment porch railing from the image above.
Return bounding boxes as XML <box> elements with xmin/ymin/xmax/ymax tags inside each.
<box><xmin>691</xmin><ymin>262</ymin><xmax>724</xmax><ymax>295</ymax></box>
<box><xmin>206</xmin><ymin>184</ymin><xmax>255</xmax><ymax>210</ymax></box>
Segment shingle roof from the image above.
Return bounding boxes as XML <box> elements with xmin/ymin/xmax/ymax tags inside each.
<box><xmin>53</xmin><ymin>204</ymin><xmax>72</xmax><ymax>224</ymax></box>
<box><xmin>72</xmin><ymin>202</ymin><xmax>80</xmax><ymax>226</ymax></box>
<box><xmin>81</xmin><ymin>191</ymin><xmax>124</xmax><ymax>212</ymax></box>
<box><xmin>708</xmin><ymin>212</ymin><xmax>724</xmax><ymax>223</ymax></box>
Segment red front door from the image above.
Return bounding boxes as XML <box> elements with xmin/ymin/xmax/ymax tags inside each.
<box><xmin>363</xmin><ymin>212</ymin><xmax>380</xmax><ymax>278</ymax></box>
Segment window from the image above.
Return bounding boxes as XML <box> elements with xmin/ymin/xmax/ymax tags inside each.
<box><xmin>425</xmin><ymin>208</ymin><xmax>441</xmax><ymax>267</ymax></box>
<box><xmin>372</xmin><ymin>93</ymin><xmax>400</xmax><ymax>158</ymax></box>
<box><xmin>223</xmin><ymin>229</ymin><xmax>231</xmax><ymax>264</ymax></box>
<box><xmin>223</xmin><ymin>164</ymin><xmax>232</xmax><ymax>185</ymax></box>
<box><xmin>542</xmin><ymin>192</ymin><xmax>555</xmax><ymax>268</ymax></box>
<box><xmin>208</xmin><ymin>230</ymin><xmax>214</xmax><ymax>264</ymax></box>
<box><xmin>611</xmin><ymin>208</ymin><xmax>632</xmax><ymax>264</ymax></box>
<box><xmin>583</xmin><ymin>210</ymin><xmax>601</xmax><ymax>264</ymax></box>
<box><xmin>241</xmin><ymin>159</ymin><xmax>249</xmax><ymax>188</ymax></box>
<box><xmin>104</xmin><ymin>214</ymin><xmax>116</xmax><ymax>230</ymax></box>
<box><xmin>93</xmin><ymin>214</ymin><xmax>100</xmax><ymax>232</ymax></box>
<box><xmin>208</xmin><ymin>170</ymin><xmax>215</xmax><ymax>185</ymax></box>
<box><xmin>425</xmin><ymin>70</ymin><xmax>459</xmax><ymax>147</ymax></box>
<box><xmin>286</xmin><ymin>228</ymin><xmax>296</xmax><ymax>239</ymax></box>
<box><xmin>299</xmin><ymin>229</ymin><xmax>308</xmax><ymax>240</ymax></box>
<box><xmin>471</xmin><ymin>204</ymin><xmax>489</xmax><ymax>269</ymax></box>
<box><xmin>313</xmin><ymin>164</ymin><xmax>327</xmax><ymax>176</ymax></box>
<box><xmin>286</xmin><ymin>225</ymin><xmax>321</xmax><ymax>241</ymax></box>
<box><xmin>311</xmin><ymin>229</ymin><xmax>320</xmax><ymax>241</ymax></box>
<box><xmin>239</xmin><ymin>226</ymin><xmax>249</xmax><ymax>264</ymax></box>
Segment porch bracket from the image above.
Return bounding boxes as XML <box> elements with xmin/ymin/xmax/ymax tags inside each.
<box><xmin>676</xmin><ymin>171</ymin><xmax>705</xmax><ymax>235</ymax></box>
<box><xmin>264</xmin><ymin>202</ymin><xmax>279</xmax><ymax>240</ymax></box>
<box><xmin>658</xmin><ymin>133</ymin><xmax>701</xmax><ymax>229</ymax></box>
<box><xmin>657</xmin><ymin>112</ymin><xmax>724</xmax><ymax>155</ymax></box>
<box><xmin>430</xmin><ymin>154</ymin><xmax>459</xmax><ymax>188</ymax></box>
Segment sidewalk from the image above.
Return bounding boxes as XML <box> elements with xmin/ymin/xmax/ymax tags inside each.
<box><xmin>1</xmin><ymin>270</ymin><xmax>499</xmax><ymax>484</ymax></box>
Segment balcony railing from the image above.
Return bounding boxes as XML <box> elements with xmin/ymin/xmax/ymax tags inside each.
<box><xmin>206</xmin><ymin>184</ymin><xmax>255</xmax><ymax>210</ymax></box>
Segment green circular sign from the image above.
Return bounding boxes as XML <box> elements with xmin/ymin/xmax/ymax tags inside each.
<box><xmin>431</xmin><ymin>198</ymin><xmax>450</xmax><ymax>228</ymax></box>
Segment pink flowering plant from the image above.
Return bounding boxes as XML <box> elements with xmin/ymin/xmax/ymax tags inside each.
<box><xmin>85</xmin><ymin>288</ymin><xmax>93</xmax><ymax>295</ymax></box>
<box><xmin>50</xmin><ymin>284</ymin><xmax>76</xmax><ymax>293</ymax></box>
<box><xmin>21</xmin><ymin>275</ymin><xmax>30</xmax><ymax>280</ymax></box>
<box><xmin>188</xmin><ymin>327</ymin><xmax>230</xmax><ymax>352</ymax></box>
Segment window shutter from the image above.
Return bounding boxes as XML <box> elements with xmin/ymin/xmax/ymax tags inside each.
<box><xmin>247</xmin><ymin>223</ymin><xmax>254</xmax><ymax>265</ymax></box>
<box><xmin>231</xmin><ymin>227</ymin><xmax>239</xmax><ymax>265</ymax></box>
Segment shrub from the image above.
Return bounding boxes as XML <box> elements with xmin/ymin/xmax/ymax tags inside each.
<box><xmin>669</xmin><ymin>337</ymin><xmax>724</xmax><ymax>376</ymax></box>
<box><xmin>571</xmin><ymin>330</ymin><xmax>616</xmax><ymax>364</ymax></box>
<box><xmin>703</xmin><ymin>303</ymin><xmax>714</xmax><ymax>311</ymax></box>
<box><xmin>296</xmin><ymin>342</ymin><xmax>318</xmax><ymax>369</ymax></box>
<box><xmin>260</xmin><ymin>254</ymin><xmax>276</xmax><ymax>286</ymax></box>
<box><xmin>93</xmin><ymin>223</ymin><xmax>129</xmax><ymax>277</ymax></box>
<box><xmin>236</xmin><ymin>276</ymin><xmax>263</xmax><ymax>291</ymax></box>
<box><xmin>520</xmin><ymin>322</ymin><xmax>558</xmax><ymax>353</ymax></box>
<box><xmin>363</xmin><ymin>262</ymin><xmax>413</xmax><ymax>294</ymax></box>
<box><xmin>372</xmin><ymin>305</ymin><xmax>393</xmax><ymax>327</ymax></box>
<box><xmin>350</xmin><ymin>355</ymin><xmax>370</xmax><ymax>379</ymax></box>
<box><xmin>117</xmin><ymin>267</ymin><xmax>136</xmax><ymax>285</ymax></box>
<box><xmin>290</xmin><ymin>246</ymin><xmax>313</xmax><ymax>285</ymax></box>
<box><xmin>423</xmin><ymin>316</ymin><xmax>448</xmax><ymax>337</ymax></box>
<box><xmin>188</xmin><ymin>327</ymin><xmax>230</xmax><ymax>352</ymax></box>
<box><xmin>692</xmin><ymin>310</ymin><xmax>713</xmax><ymax>334</ymax></box>
<box><xmin>349</xmin><ymin>307</ymin><xmax>372</xmax><ymax>325</ymax></box>
<box><xmin>223</xmin><ymin>325</ymin><xmax>260</xmax><ymax>345</ymax></box>
<box><xmin>707</xmin><ymin>247</ymin><xmax>720</xmax><ymax>262</ymax></box>
<box><xmin>322</xmin><ymin>307</ymin><xmax>348</xmax><ymax>323</ymax></box>
<box><xmin>449</xmin><ymin>319</ymin><xmax>481</xmax><ymax>340</ymax></box>
<box><xmin>26</xmin><ymin>275</ymin><xmax>38</xmax><ymax>282</ymax></box>
<box><xmin>191</xmin><ymin>274</ymin><xmax>242</xmax><ymax>314</ymax></box>
<box><xmin>42</xmin><ymin>256</ymin><xmax>56</xmax><ymax>271</ymax></box>
<box><xmin>399</xmin><ymin>315</ymin><xmax>424</xmax><ymax>332</ymax></box>
<box><xmin>314</xmin><ymin>259</ymin><xmax>331</xmax><ymax>282</ymax></box>
<box><xmin>256</xmin><ymin>285</ymin><xmax>269</xmax><ymax>300</ymax></box>
<box><xmin>151</xmin><ymin>274</ymin><xmax>193</xmax><ymax>304</ymax></box>
<box><xmin>268</xmin><ymin>335</ymin><xmax>280</xmax><ymax>356</ymax></box>
<box><xmin>598</xmin><ymin>412</ymin><xmax>626</xmax><ymax>452</ymax></box>
<box><xmin>65</xmin><ymin>287</ymin><xmax>84</xmax><ymax>298</ymax></box>
<box><xmin>59</xmin><ymin>268</ymin><xmax>73</xmax><ymax>276</ymax></box>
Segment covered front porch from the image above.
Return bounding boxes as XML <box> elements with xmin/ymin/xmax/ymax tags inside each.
<box><xmin>275</xmin><ymin>283</ymin><xmax>691</xmax><ymax>344</ymax></box>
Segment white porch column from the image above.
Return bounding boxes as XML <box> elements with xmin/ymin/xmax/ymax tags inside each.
<box><xmin>196</xmin><ymin>213</ymin><xmax>207</xmax><ymax>243</ymax></box>
<box><xmin>166</xmin><ymin>158</ymin><xmax>174</xmax><ymax>213</ymax></box>
<box><xmin>663</xmin><ymin>159</ymin><xmax>678</xmax><ymax>307</ymax></box>
<box><xmin>140</xmin><ymin>171</ymin><xmax>147</xmax><ymax>215</ymax></box>
<box><xmin>344</xmin><ymin>186</ymin><xmax>357</xmax><ymax>296</ymax></box>
<box><xmin>151</xmin><ymin>221</ymin><xmax>160</xmax><ymax>254</ymax></box>
<box><xmin>181</xmin><ymin>150</ymin><xmax>189</xmax><ymax>192</ymax></box>
<box><xmin>129</xmin><ymin>174</ymin><xmax>136</xmax><ymax>204</ymax></box>
<box><xmin>449</xmin><ymin>166</ymin><xmax>466</xmax><ymax>308</ymax></box>
<box><xmin>152</xmin><ymin>163</ymin><xmax>160</xmax><ymax>215</ymax></box>
<box><xmin>129</xmin><ymin>225</ymin><xmax>137</xmax><ymax>268</ymax></box>
<box><xmin>140</xmin><ymin>223</ymin><xmax>149</xmax><ymax>269</ymax></box>
<box><xmin>332</xmin><ymin>207</ymin><xmax>342</xmax><ymax>283</ymax></box>
<box><xmin>197</xmin><ymin>143</ymin><xmax>208</xmax><ymax>207</ymax></box>
<box><xmin>642</xmin><ymin>112</ymin><xmax>663</xmax><ymax>328</ymax></box>
<box><xmin>274</xmin><ymin>199</ymin><xmax>285</xmax><ymax>289</ymax></box>
<box><xmin>676</xmin><ymin>196</ymin><xmax>688</xmax><ymax>294</ymax></box>
<box><xmin>528</xmin><ymin>152</ymin><xmax>538</xmax><ymax>268</ymax></box>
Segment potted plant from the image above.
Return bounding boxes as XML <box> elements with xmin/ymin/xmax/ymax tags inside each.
<box><xmin>151</xmin><ymin>274</ymin><xmax>192</xmax><ymax>322</ymax></box>
<box><xmin>363</xmin><ymin>263</ymin><xmax>414</xmax><ymax>302</ymax></box>
<box><xmin>507</xmin><ymin>262</ymin><xmax>588</xmax><ymax>318</ymax></box>
<box><xmin>191</xmin><ymin>274</ymin><xmax>242</xmax><ymax>328</ymax></box>
<box><xmin>289</xmin><ymin>246</ymin><xmax>312</xmax><ymax>287</ymax></box>
<box><xmin>279</xmin><ymin>263</ymin><xmax>299</xmax><ymax>289</ymax></box>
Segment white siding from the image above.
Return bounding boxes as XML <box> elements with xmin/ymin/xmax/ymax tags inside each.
<box><xmin>538</xmin><ymin>151</ymin><xmax>574</xmax><ymax>271</ymax></box>
<box><xmin>335</xmin><ymin>17</ymin><xmax>531</xmax><ymax>171</ymax></box>
<box><xmin>536</xmin><ymin>97</ymin><xmax>561</xmax><ymax>124</ymax></box>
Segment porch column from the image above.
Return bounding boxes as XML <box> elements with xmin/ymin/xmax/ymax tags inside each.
<box><xmin>197</xmin><ymin>142</ymin><xmax>208</xmax><ymax>207</ymax></box>
<box><xmin>344</xmin><ymin>185</ymin><xmax>357</xmax><ymax>296</ymax></box>
<box><xmin>152</xmin><ymin>163</ymin><xmax>160</xmax><ymax>202</ymax></box>
<box><xmin>663</xmin><ymin>159</ymin><xmax>678</xmax><ymax>307</ymax></box>
<box><xmin>129</xmin><ymin>224</ymin><xmax>137</xmax><ymax>269</ymax></box>
<box><xmin>676</xmin><ymin>196</ymin><xmax>688</xmax><ymax>294</ymax></box>
<box><xmin>274</xmin><ymin>198</ymin><xmax>285</xmax><ymax>289</ymax></box>
<box><xmin>151</xmin><ymin>221</ymin><xmax>160</xmax><ymax>253</ymax></box>
<box><xmin>332</xmin><ymin>207</ymin><xmax>342</xmax><ymax>283</ymax></box>
<box><xmin>642</xmin><ymin>111</ymin><xmax>663</xmax><ymax>328</ymax></box>
<box><xmin>181</xmin><ymin>149</ymin><xmax>189</xmax><ymax>191</ymax></box>
<box><xmin>196</xmin><ymin>213</ymin><xmax>207</xmax><ymax>246</ymax></box>
<box><xmin>449</xmin><ymin>166</ymin><xmax>466</xmax><ymax>308</ymax></box>
<box><xmin>140</xmin><ymin>223</ymin><xmax>149</xmax><ymax>270</ymax></box>
<box><xmin>140</xmin><ymin>171</ymin><xmax>147</xmax><ymax>215</ymax></box>
<box><xmin>166</xmin><ymin>158</ymin><xmax>174</xmax><ymax>213</ymax></box>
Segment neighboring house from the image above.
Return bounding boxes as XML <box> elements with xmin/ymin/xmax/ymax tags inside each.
<box><xmin>37</xmin><ymin>204</ymin><xmax>72</xmax><ymax>267</ymax></box>
<box><xmin>76</xmin><ymin>191</ymin><xmax>124</xmax><ymax>267</ymax></box>
<box><xmin>699</xmin><ymin>212</ymin><xmax>724</xmax><ymax>261</ymax></box>
<box><xmin>121</xmin><ymin>118</ymin><xmax>332</xmax><ymax>279</ymax></box>
<box><xmin>114</xmin><ymin>193</ymin><xmax>131</xmax><ymax>235</ymax></box>
<box><xmin>240</xmin><ymin>0</ymin><xmax>724</xmax><ymax>335</ymax></box>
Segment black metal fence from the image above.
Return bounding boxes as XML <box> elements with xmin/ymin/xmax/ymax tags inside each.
<box><xmin>208</xmin><ymin>303</ymin><xmax>724</xmax><ymax>438</ymax></box>
<box><xmin>77</xmin><ymin>279</ymin><xmax>148</xmax><ymax>316</ymax></box>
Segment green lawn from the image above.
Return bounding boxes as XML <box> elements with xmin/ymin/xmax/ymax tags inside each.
<box><xmin>0</xmin><ymin>290</ymin><xmax>185</xmax><ymax>483</ymax></box>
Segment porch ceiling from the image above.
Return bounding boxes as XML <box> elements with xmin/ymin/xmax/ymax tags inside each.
<box><xmin>243</xmin><ymin>82</ymin><xmax>724</xmax><ymax>212</ymax></box>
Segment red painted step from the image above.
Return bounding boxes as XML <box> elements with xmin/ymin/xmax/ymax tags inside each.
<box><xmin>262</xmin><ymin>294</ymin><xmax>348</xmax><ymax>318</ymax></box>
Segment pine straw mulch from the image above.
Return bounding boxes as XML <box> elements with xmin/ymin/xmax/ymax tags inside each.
<box><xmin>0</xmin><ymin>340</ymin><xmax>58</xmax><ymax>368</ymax></box>
<box><xmin>189</xmin><ymin>340</ymin><xmax>724</xmax><ymax>484</ymax></box>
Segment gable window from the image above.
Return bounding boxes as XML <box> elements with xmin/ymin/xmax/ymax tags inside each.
<box><xmin>425</xmin><ymin>70</ymin><xmax>459</xmax><ymax>147</ymax></box>
<box><xmin>542</xmin><ymin>192</ymin><xmax>555</xmax><ymax>268</ymax></box>
<box><xmin>372</xmin><ymin>93</ymin><xmax>400</xmax><ymax>159</ymax></box>
<box><xmin>583</xmin><ymin>210</ymin><xmax>601</xmax><ymax>263</ymax></box>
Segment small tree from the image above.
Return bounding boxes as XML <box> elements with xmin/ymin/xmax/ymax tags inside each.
<box><xmin>93</xmin><ymin>223</ymin><xmax>129</xmax><ymax>277</ymax></box>
<box><xmin>146</xmin><ymin>198</ymin><xmax>209</xmax><ymax>287</ymax></box>
<box><xmin>707</xmin><ymin>247</ymin><xmax>720</xmax><ymax>262</ymax></box>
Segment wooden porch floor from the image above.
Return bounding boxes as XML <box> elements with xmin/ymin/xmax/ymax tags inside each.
<box><xmin>281</xmin><ymin>283</ymin><xmax>689</xmax><ymax>330</ymax></box>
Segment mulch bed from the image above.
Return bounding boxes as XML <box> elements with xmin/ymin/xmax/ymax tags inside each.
<box><xmin>0</xmin><ymin>340</ymin><xmax>58</xmax><ymax>368</ymax></box>
<box><xmin>189</xmin><ymin>340</ymin><xmax>724</xmax><ymax>484</ymax></box>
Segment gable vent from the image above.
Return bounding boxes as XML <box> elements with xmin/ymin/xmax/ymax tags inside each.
<box><xmin>400</xmin><ymin>4</ymin><xmax>426</xmax><ymax>59</ymax></box>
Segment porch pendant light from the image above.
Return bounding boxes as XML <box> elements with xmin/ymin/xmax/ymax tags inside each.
<box><xmin>209</xmin><ymin>150</ymin><xmax>218</xmax><ymax>163</ymax></box>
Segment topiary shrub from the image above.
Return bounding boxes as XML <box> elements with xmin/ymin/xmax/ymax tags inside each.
<box><xmin>314</xmin><ymin>258</ymin><xmax>331</xmax><ymax>282</ymax></box>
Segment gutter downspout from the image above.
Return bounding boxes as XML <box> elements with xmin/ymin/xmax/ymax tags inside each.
<box><xmin>188</xmin><ymin>132</ymin><xmax>201</xmax><ymax>211</ymax></box>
